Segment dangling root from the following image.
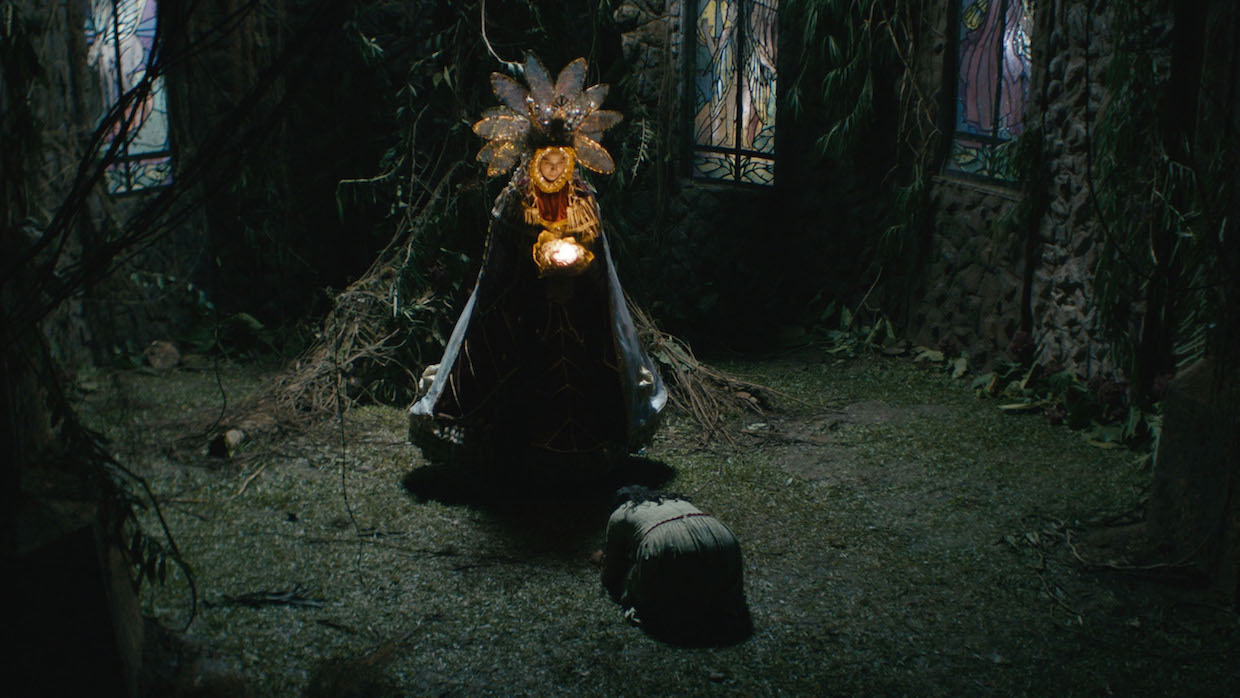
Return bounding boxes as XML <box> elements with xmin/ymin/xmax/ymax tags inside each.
<box><xmin>629</xmin><ymin>302</ymin><xmax>783</xmax><ymax>446</ymax></box>
<box><xmin>198</xmin><ymin>163</ymin><xmax>461</xmax><ymax>445</ymax></box>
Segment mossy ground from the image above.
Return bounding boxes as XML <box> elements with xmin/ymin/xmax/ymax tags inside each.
<box><xmin>76</xmin><ymin>353</ymin><xmax>1237</xmax><ymax>696</ymax></box>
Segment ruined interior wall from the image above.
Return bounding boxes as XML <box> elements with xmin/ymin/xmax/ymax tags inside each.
<box><xmin>615</xmin><ymin>0</ymin><xmax>894</xmax><ymax>348</ymax></box>
<box><xmin>614</xmin><ymin>0</ymin><xmax>788</xmax><ymax>344</ymax></box>
<box><xmin>4</xmin><ymin>1</ymin><xmax>206</xmax><ymax>369</ymax></box>
<box><xmin>903</xmin><ymin>0</ymin><xmax>1169</xmax><ymax>379</ymax></box>
<box><xmin>895</xmin><ymin>2</ymin><xmax>1026</xmax><ymax>365</ymax></box>
<box><xmin>616</xmin><ymin>0</ymin><xmax>683</xmax><ymax>109</ymax></box>
<box><xmin>1028</xmin><ymin>0</ymin><xmax>1120</xmax><ymax>377</ymax></box>
<box><xmin>7</xmin><ymin>0</ymin><xmax>107</xmax><ymax>369</ymax></box>
<box><xmin>615</xmin><ymin>0</ymin><xmax>1175</xmax><ymax>371</ymax></box>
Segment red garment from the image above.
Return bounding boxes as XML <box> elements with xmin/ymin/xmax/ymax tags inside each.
<box><xmin>535</xmin><ymin>187</ymin><xmax>569</xmax><ymax>223</ymax></box>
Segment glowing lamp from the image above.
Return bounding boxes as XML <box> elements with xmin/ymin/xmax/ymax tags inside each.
<box><xmin>533</xmin><ymin>231</ymin><xmax>594</xmax><ymax>276</ymax></box>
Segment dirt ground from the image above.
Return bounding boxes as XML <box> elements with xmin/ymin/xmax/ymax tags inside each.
<box><xmin>76</xmin><ymin>353</ymin><xmax>1238</xmax><ymax>696</ymax></box>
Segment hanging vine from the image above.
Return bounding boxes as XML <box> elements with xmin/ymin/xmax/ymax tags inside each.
<box><xmin>781</xmin><ymin>0</ymin><xmax>943</xmax><ymax>327</ymax></box>
<box><xmin>1090</xmin><ymin>0</ymin><xmax>1236</xmax><ymax>399</ymax></box>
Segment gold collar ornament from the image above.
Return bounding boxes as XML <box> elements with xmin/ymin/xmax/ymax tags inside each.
<box><xmin>473</xmin><ymin>55</ymin><xmax>623</xmax><ymax>178</ymax></box>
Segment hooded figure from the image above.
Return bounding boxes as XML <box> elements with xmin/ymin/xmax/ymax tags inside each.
<box><xmin>409</xmin><ymin>55</ymin><xmax>666</xmax><ymax>474</ymax></box>
<box><xmin>597</xmin><ymin>486</ymin><xmax>751</xmax><ymax>645</ymax></box>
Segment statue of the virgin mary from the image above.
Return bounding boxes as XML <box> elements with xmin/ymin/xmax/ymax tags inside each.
<box><xmin>409</xmin><ymin>55</ymin><xmax>666</xmax><ymax>474</ymax></box>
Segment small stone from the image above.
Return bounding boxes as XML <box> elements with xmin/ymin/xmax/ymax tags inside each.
<box><xmin>144</xmin><ymin>340</ymin><xmax>180</xmax><ymax>370</ymax></box>
<box><xmin>207</xmin><ymin>428</ymin><xmax>246</xmax><ymax>459</ymax></box>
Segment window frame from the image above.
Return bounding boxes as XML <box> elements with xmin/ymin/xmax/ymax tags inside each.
<box><xmin>686</xmin><ymin>0</ymin><xmax>779</xmax><ymax>187</ymax></box>
<box><xmin>84</xmin><ymin>0</ymin><xmax>173</xmax><ymax>196</ymax></box>
<box><xmin>942</xmin><ymin>0</ymin><xmax>1033</xmax><ymax>184</ymax></box>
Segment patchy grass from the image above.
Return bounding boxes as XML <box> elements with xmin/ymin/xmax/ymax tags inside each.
<box><xmin>77</xmin><ymin>354</ymin><xmax>1237</xmax><ymax>696</ymax></box>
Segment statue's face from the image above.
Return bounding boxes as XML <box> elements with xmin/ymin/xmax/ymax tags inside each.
<box><xmin>538</xmin><ymin>150</ymin><xmax>568</xmax><ymax>183</ymax></box>
<box><xmin>531</xmin><ymin>147</ymin><xmax>574</xmax><ymax>193</ymax></box>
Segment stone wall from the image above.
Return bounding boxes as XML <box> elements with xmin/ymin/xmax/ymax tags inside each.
<box><xmin>3</xmin><ymin>0</ymin><xmax>105</xmax><ymax>369</ymax></box>
<box><xmin>911</xmin><ymin>179</ymin><xmax>1025</xmax><ymax>361</ymax></box>
<box><xmin>903</xmin><ymin>0</ymin><xmax>1170</xmax><ymax>378</ymax></box>
<box><xmin>2</xmin><ymin>1</ymin><xmax>205</xmax><ymax>368</ymax></box>
<box><xmin>1027</xmin><ymin>0</ymin><xmax>1124</xmax><ymax>377</ymax></box>
<box><xmin>864</xmin><ymin>0</ymin><xmax>1027</xmax><ymax>366</ymax></box>
<box><xmin>616</xmin><ymin>0</ymin><xmax>684</xmax><ymax>107</ymax></box>
<box><xmin>614</xmin><ymin>0</ymin><xmax>789</xmax><ymax>343</ymax></box>
<box><xmin>610</xmin><ymin>1</ymin><xmax>1185</xmax><ymax>375</ymax></box>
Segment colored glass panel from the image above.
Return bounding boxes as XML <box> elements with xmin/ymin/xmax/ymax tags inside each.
<box><xmin>739</xmin><ymin>156</ymin><xmax>775</xmax><ymax>186</ymax></box>
<box><xmin>694</xmin><ymin>0</ymin><xmax>739</xmax><ymax>151</ymax></box>
<box><xmin>693</xmin><ymin>151</ymin><xmax>735</xmax><ymax>180</ymax></box>
<box><xmin>946</xmin><ymin>0</ymin><xmax>1031</xmax><ymax>182</ymax></box>
<box><xmin>85</xmin><ymin>0</ymin><xmax>172</xmax><ymax>195</ymax></box>
<box><xmin>693</xmin><ymin>0</ymin><xmax>778</xmax><ymax>185</ymax></box>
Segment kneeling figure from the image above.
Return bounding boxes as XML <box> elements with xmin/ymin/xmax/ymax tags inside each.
<box><xmin>597</xmin><ymin>486</ymin><xmax>751</xmax><ymax>644</ymax></box>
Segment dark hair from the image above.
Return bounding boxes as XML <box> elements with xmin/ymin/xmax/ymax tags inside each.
<box><xmin>612</xmin><ymin>485</ymin><xmax>687</xmax><ymax>509</ymax></box>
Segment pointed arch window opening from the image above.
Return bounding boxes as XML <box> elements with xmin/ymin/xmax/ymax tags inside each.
<box><xmin>945</xmin><ymin>0</ymin><xmax>1033</xmax><ymax>182</ymax></box>
<box><xmin>691</xmin><ymin>0</ymin><xmax>778</xmax><ymax>186</ymax></box>
<box><xmin>85</xmin><ymin>0</ymin><xmax>172</xmax><ymax>196</ymax></box>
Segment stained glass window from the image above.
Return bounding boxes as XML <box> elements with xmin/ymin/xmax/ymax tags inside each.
<box><xmin>692</xmin><ymin>0</ymin><xmax>778</xmax><ymax>186</ymax></box>
<box><xmin>945</xmin><ymin>0</ymin><xmax>1032</xmax><ymax>182</ymax></box>
<box><xmin>85</xmin><ymin>0</ymin><xmax>172</xmax><ymax>195</ymax></box>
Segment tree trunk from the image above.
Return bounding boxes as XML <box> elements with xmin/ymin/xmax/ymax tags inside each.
<box><xmin>1146</xmin><ymin>360</ymin><xmax>1240</xmax><ymax>603</ymax></box>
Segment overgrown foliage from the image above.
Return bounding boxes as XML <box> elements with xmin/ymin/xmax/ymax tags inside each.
<box><xmin>1090</xmin><ymin>1</ymin><xmax>1239</xmax><ymax>398</ymax></box>
<box><xmin>971</xmin><ymin>358</ymin><xmax>1160</xmax><ymax>456</ymax></box>
<box><xmin>781</xmin><ymin>0</ymin><xmax>942</xmax><ymax>319</ymax></box>
<box><xmin>1</xmin><ymin>0</ymin><xmax>230</xmax><ymax>622</ymax></box>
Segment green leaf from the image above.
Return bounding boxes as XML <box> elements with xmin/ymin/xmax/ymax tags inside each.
<box><xmin>1124</xmin><ymin>405</ymin><xmax>1144</xmax><ymax>440</ymax></box>
<box><xmin>1001</xmin><ymin>379</ymin><xmax>1027</xmax><ymax>399</ymax></box>
<box><xmin>971</xmin><ymin>372</ymin><xmax>995</xmax><ymax>391</ymax></box>
<box><xmin>232</xmin><ymin>312</ymin><xmax>265</xmax><ymax>332</ymax></box>
<box><xmin>998</xmin><ymin>401</ymin><xmax>1045</xmax><ymax>412</ymax></box>
<box><xmin>1084</xmin><ymin>422</ymin><xmax>1124</xmax><ymax>446</ymax></box>
<box><xmin>1086</xmin><ymin>439</ymin><xmax>1123</xmax><ymax>449</ymax></box>
<box><xmin>819</xmin><ymin>300</ymin><xmax>838</xmax><ymax>323</ymax></box>
<box><xmin>1018</xmin><ymin>364</ymin><xmax>1038</xmax><ymax>391</ymax></box>
<box><xmin>951</xmin><ymin>356</ymin><xmax>968</xmax><ymax>378</ymax></box>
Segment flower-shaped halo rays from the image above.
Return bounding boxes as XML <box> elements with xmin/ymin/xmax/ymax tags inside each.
<box><xmin>473</xmin><ymin>54</ymin><xmax>623</xmax><ymax>178</ymax></box>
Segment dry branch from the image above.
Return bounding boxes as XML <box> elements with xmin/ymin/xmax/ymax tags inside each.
<box><xmin>630</xmin><ymin>303</ymin><xmax>784</xmax><ymax>445</ymax></box>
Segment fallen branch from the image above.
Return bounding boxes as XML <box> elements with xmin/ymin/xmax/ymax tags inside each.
<box><xmin>225</xmin><ymin>463</ymin><xmax>268</xmax><ymax>502</ymax></box>
<box><xmin>630</xmin><ymin>302</ymin><xmax>786</xmax><ymax>447</ymax></box>
<box><xmin>209</xmin><ymin>584</ymin><xmax>325</xmax><ymax>609</ymax></box>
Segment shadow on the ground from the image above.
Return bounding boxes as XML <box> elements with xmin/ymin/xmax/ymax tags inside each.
<box><xmin>401</xmin><ymin>455</ymin><xmax>676</xmax><ymax>552</ymax></box>
<box><xmin>402</xmin><ymin>454</ymin><xmax>676</xmax><ymax>505</ymax></box>
<box><xmin>638</xmin><ymin>606</ymin><xmax>755</xmax><ymax>649</ymax></box>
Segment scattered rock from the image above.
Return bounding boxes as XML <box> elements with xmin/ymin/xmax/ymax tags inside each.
<box><xmin>144</xmin><ymin>340</ymin><xmax>180</xmax><ymax>370</ymax></box>
<box><xmin>206</xmin><ymin>428</ymin><xmax>246</xmax><ymax>459</ymax></box>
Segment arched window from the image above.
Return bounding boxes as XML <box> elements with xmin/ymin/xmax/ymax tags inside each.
<box><xmin>945</xmin><ymin>0</ymin><xmax>1032</xmax><ymax>182</ymax></box>
<box><xmin>691</xmin><ymin>0</ymin><xmax>778</xmax><ymax>186</ymax></box>
<box><xmin>85</xmin><ymin>0</ymin><xmax>172</xmax><ymax>195</ymax></box>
